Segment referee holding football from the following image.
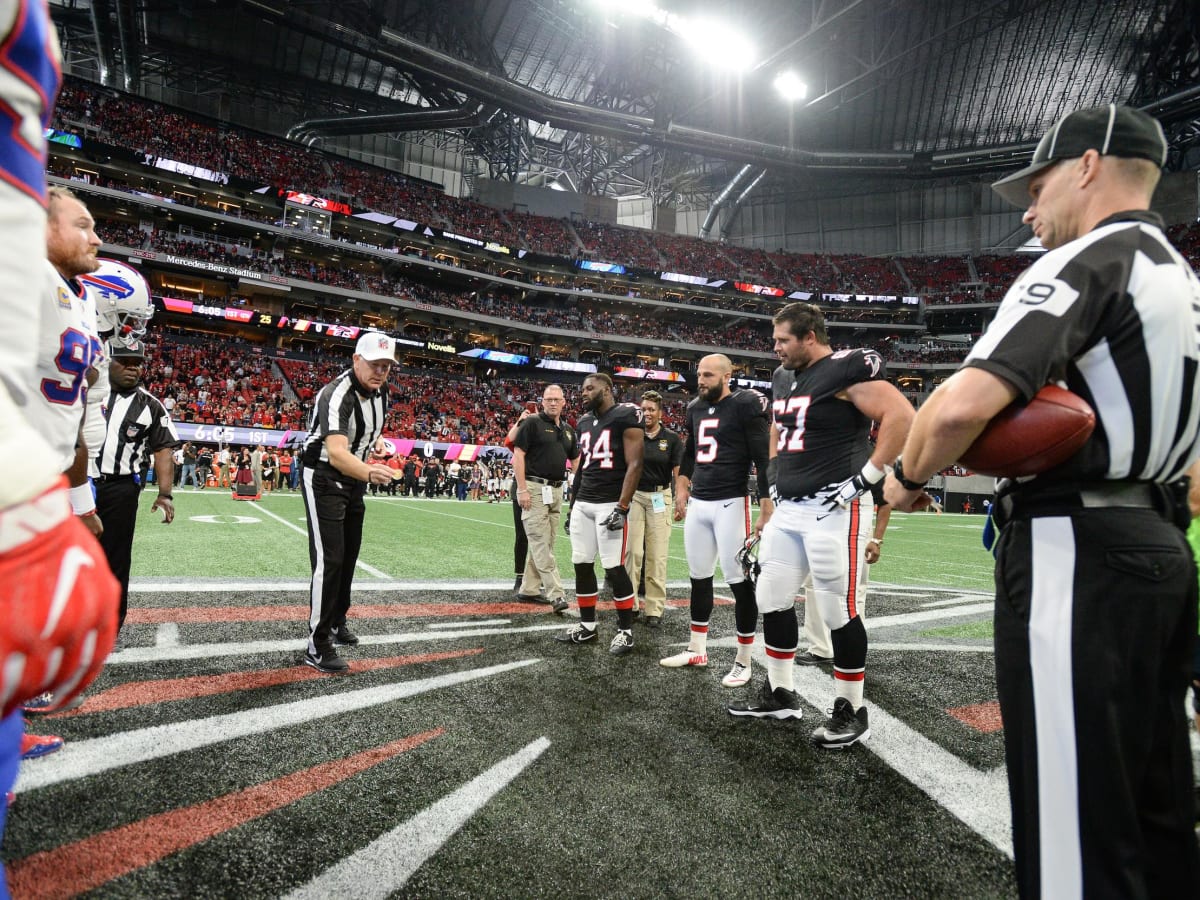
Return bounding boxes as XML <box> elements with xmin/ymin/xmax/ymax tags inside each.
<box><xmin>886</xmin><ymin>105</ymin><xmax>1200</xmax><ymax>898</ymax></box>
<box><xmin>93</xmin><ymin>339</ymin><xmax>179</xmax><ymax>630</ymax></box>
<box><xmin>299</xmin><ymin>332</ymin><xmax>396</xmax><ymax>674</ymax></box>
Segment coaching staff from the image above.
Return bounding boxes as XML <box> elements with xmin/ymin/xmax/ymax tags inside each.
<box><xmin>300</xmin><ymin>331</ymin><xmax>395</xmax><ymax>674</ymax></box>
<box><xmin>513</xmin><ymin>384</ymin><xmax>579</xmax><ymax>612</ymax></box>
<box><xmin>93</xmin><ymin>339</ymin><xmax>179</xmax><ymax>631</ymax></box>
<box><xmin>885</xmin><ymin>105</ymin><xmax>1200</xmax><ymax>898</ymax></box>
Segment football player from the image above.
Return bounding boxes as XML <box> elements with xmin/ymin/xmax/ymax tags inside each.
<box><xmin>555</xmin><ymin>374</ymin><xmax>645</xmax><ymax>656</ymax></box>
<box><xmin>0</xmin><ymin>2</ymin><xmax>121</xmax><ymax>891</ymax></box>
<box><xmin>660</xmin><ymin>354</ymin><xmax>772</xmax><ymax>686</ymax></box>
<box><xmin>727</xmin><ymin>303</ymin><xmax>913</xmax><ymax>745</ymax></box>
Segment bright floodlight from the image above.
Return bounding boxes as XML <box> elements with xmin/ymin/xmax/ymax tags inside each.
<box><xmin>676</xmin><ymin>17</ymin><xmax>755</xmax><ymax>72</ymax></box>
<box><xmin>774</xmin><ymin>71</ymin><xmax>807</xmax><ymax>102</ymax></box>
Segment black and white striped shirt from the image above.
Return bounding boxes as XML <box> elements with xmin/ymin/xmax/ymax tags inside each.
<box><xmin>964</xmin><ymin>210</ymin><xmax>1200</xmax><ymax>485</ymax></box>
<box><xmin>96</xmin><ymin>386</ymin><xmax>180</xmax><ymax>476</ymax></box>
<box><xmin>301</xmin><ymin>369</ymin><xmax>388</xmax><ymax>470</ymax></box>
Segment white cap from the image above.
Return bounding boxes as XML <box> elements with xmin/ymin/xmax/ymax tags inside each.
<box><xmin>355</xmin><ymin>332</ymin><xmax>396</xmax><ymax>362</ymax></box>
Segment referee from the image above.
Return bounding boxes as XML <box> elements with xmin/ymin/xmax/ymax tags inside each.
<box><xmin>299</xmin><ymin>331</ymin><xmax>395</xmax><ymax>674</ymax></box>
<box><xmin>885</xmin><ymin>105</ymin><xmax>1200</xmax><ymax>897</ymax></box>
<box><xmin>93</xmin><ymin>339</ymin><xmax>179</xmax><ymax>630</ymax></box>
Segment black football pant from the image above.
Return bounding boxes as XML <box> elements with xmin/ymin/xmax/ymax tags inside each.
<box><xmin>512</xmin><ymin>490</ymin><xmax>528</xmax><ymax>575</ymax></box>
<box><xmin>994</xmin><ymin>507</ymin><xmax>1198</xmax><ymax>899</ymax></box>
<box><xmin>301</xmin><ymin>464</ymin><xmax>367</xmax><ymax>655</ymax></box>
<box><xmin>96</xmin><ymin>475</ymin><xmax>140</xmax><ymax>629</ymax></box>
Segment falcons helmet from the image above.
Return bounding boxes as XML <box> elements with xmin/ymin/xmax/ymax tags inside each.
<box><xmin>79</xmin><ymin>258</ymin><xmax>154</xmax><ymax>345</ymax></box>
<box><xmin>736</xmin><ymin>535</ymin><xmax>761</xmax><ymax>585</ymax></box>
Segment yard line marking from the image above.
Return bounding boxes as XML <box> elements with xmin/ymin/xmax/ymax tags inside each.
<box><xmin>155</xmin><ymin>623</ymin><xmax>179</xmax><ymax>647</ymax></box>
<box><xmin>871</xmin><ymin>642</ymin><xmax>992</xmax><ymax>654</ymax></box>
<box><xmin>126</xmin><ymin>602</ymin><xmax>578</xmax><ymax>624</ymax></box>
<box><xmin>103</xmin><ymin>624</ymin><xmax>566</xmax><ymax>666</ymax></box>
<box><xmin>921</xmin><ymin>595</ymin><xmax>996</xmax><ymax>609</ymax></box>
<box><xmin>426</xmin><ymin>619</ymin><xmax>510</xmax><ymax>628</ymax></box>
<box><xmin>128</xmin><ymin>579</ymin><xmax>705</xmax><ymax>594</ymax></box>
<box><xmin>16</xmin><ymin>659</ymin><xmax>540</xmax><ymax>792</ymax></box>
<box><xmin>7</xmin><ymin>730</ymin><xmax>444</xmax><ymax>900</ymax></box>
<box><xmin>285</xmin><ymin>737</ymin><xmax>550</xmax><ymax>899</ymax></box>
<box><xmin>61</xmin><ymin>650</ymin><xmax>485</xmax><ymax>717</ymax></box>
<box><xmin>790</xmin><ymin>665</ymin><xmax>1012</xmax><ymax>857</ymax></box>
<box><xmin>248</xmin><ymin>501</ymin><xmax>393</xmax><ymax>580</ymax></box>
<box><xmin>867</xmin><ymin>603</ymin><xmax>994</xmax><ymax>629</ymax></box>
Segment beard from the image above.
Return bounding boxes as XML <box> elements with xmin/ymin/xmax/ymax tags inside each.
<box><xmin>700</xmin><ymin>382</ymin><xmax>724</xmax><ymax>404</ymax></box>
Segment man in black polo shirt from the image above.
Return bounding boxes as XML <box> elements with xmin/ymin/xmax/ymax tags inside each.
<box><xmin>512</xmin><ymin>384</ymin><xmax>579</xmax><ymax>612</ymax></box>
<box><xmin>625</xmin><ymin>390</ymin><xmax>683</xmax><ymax>626</ymax></box>
<box><xmin>299</xmin><ymin>332</ymin><xmax>396</xmax><ymax>674</ymax></box>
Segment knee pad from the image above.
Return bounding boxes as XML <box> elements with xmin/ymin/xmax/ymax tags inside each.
<box><xmin>756</xmin><ymin>559</ymin><xmax>803</xmax><ymax>616</ymax></box>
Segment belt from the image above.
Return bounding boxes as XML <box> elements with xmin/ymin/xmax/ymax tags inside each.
<box><xmin>996</xmin><ymin>481</ymin><xmax>1184</xmax><ymax>528</ymax></box>
<box><xmin>639</xmin><ymin>485</ymin><xmax>672</xmax><ymax>493</ymax></box>
<box><xmin>526</xmin><ymin>476</ymin><xmax>563</xmax><ymax>487</ymax></box>
<box><xmin>95</xmin><ymin>473</ymin><xmax>136</xmax><ymax>484</ymax></box>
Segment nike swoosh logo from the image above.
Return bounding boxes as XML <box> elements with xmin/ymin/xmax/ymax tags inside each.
<box><xmin>816</xmin><ymin>513</ymin><xmax>832</xmax><ymax>522</ymax></box>
<box><xmin>42</xmin><ymin>546</ymin><xmax>96</xmax><ymax>639</ymax></box>
<box><xmin>723</xmin><ymin>501</ymin><xmax>735</xmax><ymax>508</ymax></box>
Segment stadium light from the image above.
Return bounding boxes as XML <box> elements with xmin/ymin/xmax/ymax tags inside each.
<box><xmin>773</xmin><ymin>71</ymin><xmax>807</xmax><ymax>102</ymax></box>
<box><xmin>675</xmin><ymin>17</ymin><xmax>756</xmax><ymax>72</ymax></box>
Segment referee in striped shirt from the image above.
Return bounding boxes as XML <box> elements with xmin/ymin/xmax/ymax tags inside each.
<box><xmin>886</xmin><ymin>106</ymin><xmax>1200</xmax><ymax>897</ymax></box>
<box><xmin>94</xmin><ymin>339</ymin><xmax>179</xmax><ymax>630</ymax></box>
<box><xmin>299</xmin><ymin>331</ymin><xmax>396</xmax><ymax>674</ymax></box>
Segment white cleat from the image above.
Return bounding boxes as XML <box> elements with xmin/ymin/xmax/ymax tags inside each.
<box><xmin>659</xmin><ymin>650</ymin><xmax>708</xmax><ymax>668</ymax></box>
<box><xmin>721</xmin><ymin>661</ymin><xmax>752</xmax><ymax>687</ymax></box>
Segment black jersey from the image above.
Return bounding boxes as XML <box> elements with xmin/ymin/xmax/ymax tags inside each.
<box><xmin>575</xmin><ymin>401</ymin><xmax>644</xmax><ymax>503</ymax></box>
<box><xmin>680</xmin><ymin>389</ymin><xmax>771</xmax><ymax>501</ymax></box>
<box><xmin>639</xmin><ymin>427</ymin><xmax>684</xmax><ymax>491</ymax></box>
<box><xmin>771</xmin><ymin>348</ymin><xmax>884</xmax><ymax>498</ymax></box>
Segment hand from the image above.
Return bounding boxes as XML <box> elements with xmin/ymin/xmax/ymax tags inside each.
<box><xmin>563</xmin><ymin>505</ymin><xmax>573</xmax><ymax>534</ymax></box>
<box><xmin>883</xmin><ymin>473</ymin><xmax>933</xmax><ymax>513</ymax></box>
<box><xmin>519</xmin><ymin>489</ymin><xmax>532</xmax><ymax>511</ymax></box>
<box><xmin>0</xmin><ymin>479</ymin><xmax>120</xmax><ymax>717</ymax></box>
<box><xmin>81</xmin><ymin>511</ymin><xmax>104</xmax><ymax>538</ymax></box>
<box><xmin>673</xmin><ymin>492</ymin><xmax>688</xmax><ymax>521</ymax></box>
<box><xmin>823</xmin><ymin>472</ymin><xmax>873</xmax><ymax>512</ymax></box>
<box><xmin>152</xmin><ymin>495</ymin><xmax>175</xmax><ymax>524</ymax></box>
<box><xmin>367</xmin><ymin>464</ymin><xmax>394</xmax><ymax>486</ymax></box>
<box><xmin>754</xmin><ymin>497</ymin><xmax>774</xmax><ymax>536</ymax></box>
<box><xmin>864</xmin><ymin>539</ymin><xmax>883</xmax><ymax>564</ymax></box>
<box><xmin>600</xmin><ymin>506</ymin><xmax>629</xmax><ymax>531</ymax></box>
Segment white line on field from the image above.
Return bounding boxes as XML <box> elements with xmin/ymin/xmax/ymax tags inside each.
<box><xmin>155</xmin><ymin>623</ymin><xmax>179</xmax><ymax>647</ymax></box>
<box><xmin>285</xmin><ymin>737</ymin><xmax>550</xmax><ymax>899</ymax></box>
<box><xmin>921</xmin><ymin>595</ymin><xmax>994</xmax><ymax>608</ymax></box>
<box><xmin>15</xmin><ymin>659</ymin><xmax>540</xmax><ymax>792</ymax></box>
<box><xmin>128</xmin><ymin>579</ymin><xmax>703</xmax><ymax>593</ymax></box>
<box><xmin>871</xmin><ymin>642</ymin><xmax>992</xmax><ymax>654</ymax></box>
<box><xmin>426</xmin><ymin>619</ymin><xmax>511</xmax><ymax>629</ymax></box>
<box><xmin>248</xmin><ymin>501</ymin><xmax>393</xmax><ymax>580</ymax></box>
<box><xmin>867</xmin><ymin>603</ymin><xmax>994</xmax><ymax>629</ymax></box>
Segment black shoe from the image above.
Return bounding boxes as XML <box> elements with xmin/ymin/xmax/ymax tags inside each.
<box><xmin>794</xmin><ymin>650</ymin><xmax>833</xmax><ymax>667</ymax></box>
<box><xmin>516</xmin><ymin>592</ymin><xmax>543</xmax><ymax>603</ymax></box>
<box><xmin>554</xmin><ymin>624</ymin><xmax>597</xmax><ymax>644</ymax></box>
<box><xmin>644</xmin><ymin>615</ymin><xmax>661</xmax><ymax>628</ymax></box>
<box><xmin>811</xmin><ymin>697</ymin><xmax>870</xmax><ymax>748</ymax></box>
<box><xmin>727</xmin><ymin>679</ymin><xmax>803</xmax><ymax>720</ymax></box>
<box><xmin>331</xmin><ymin>624</ymin><xmax>360</xmax><ymax>646</ymax></box>
<box><xmin>609</xmin><ymin>630</ymin><xmax>635</xmax><ymax>656</ymax></box>
<box><xmin>513</xmin><ymin>576</ymin><xmax>523</xmax><ymax>591</ymax></box>
<box><xmin>303</xmin><ymin>648</ymin><xmax>350</xmax><ymax>674</ymax></box>
<box><xmin>550</xmin><ymin>596</ymin><xmax>569</xmax><ymax>614</ymax></box>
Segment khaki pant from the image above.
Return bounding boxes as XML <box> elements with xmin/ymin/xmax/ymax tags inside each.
<box><xmin>625</xmin><ymin>488</ymin><xmax>672</xmax><ymax>616</ymax></box>
<box><xmin>519</xmin><ymin>482</ymin><xmax>564</xmax><ymax>601</ymax></box>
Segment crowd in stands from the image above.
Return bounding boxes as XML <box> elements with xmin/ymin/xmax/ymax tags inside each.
<box><xmin>573</xmin><ymin>221</ymin><xmax>661</xmax><ymax>270</ymax></box>
<box><xmin>835</xmin><ymin>256</ymin><xmax>906</xmax><ymax>294</ymax></box>
<box><xmin>898</xmin><ymin>255</ymin><xmax>971</xmax><ymax>301</ymax></box>
<box><xmin>649</xmin><ymin>232</ymin><xmax>741</xmax><ymax>281</ymax></box>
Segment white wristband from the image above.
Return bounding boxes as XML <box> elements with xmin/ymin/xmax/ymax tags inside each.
<box><xmin>861</xmin><ymin>460</ymin><xmax>886</xmax><ymax>484</ymax></box>
<box><xmin>69</xmin><ymin>480</ymin><xmax>96</xmax><ymax>515</ymax></box>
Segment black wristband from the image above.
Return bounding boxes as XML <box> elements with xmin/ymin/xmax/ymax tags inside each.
<box><xmin>892</xmin><ymin>457</ymin><xmax>925</xmax><ymax>491</ymax></box>
<box><xmin>158</xmin><ymin>493</ymin><xmax>173</xmax><ymax>501</ymax></box>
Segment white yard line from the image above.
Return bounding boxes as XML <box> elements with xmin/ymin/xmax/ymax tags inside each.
<box><xmin>16</xmin><ymin>660</ymin><xmax>540</xmax><ymax>792</ymax></box>
<box><xmin>128</xmin><ymin>579</ymin><xmax>704</xmax><ymax>593</ymax></box>
<box><xmin>285</xmin><ymin>738</ymin><xmax>551</xmax><ymax>899</ymax></box>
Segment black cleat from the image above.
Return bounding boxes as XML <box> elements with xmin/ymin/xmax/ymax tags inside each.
<box><xmin>331</xmin><ymin>624</ymin><xmax>360</xmax><ymax>646</ymax></box>
<box><xmin>516</xmin><ymin>592</ymin><xmax>544</xmax><ymax>603</ymax></box>
<box><xmin>550</xmin><ymin>596</ymin><xmax>570</xmax><ymax>614</ymax></box>
<box><xmin>609</xmin><ymin>630</ymin><xmax>635</xmax><ymax>656</ymax></box>
<box><xmin>554</xmin><ymin>623</ymin><xmax>598</xmax><ymax>644</ymax></box>
<box><xmin>794</xmin><ymin>650</ymin><xmax>833</xmax><ymax>667</ymax></box>
<box><xmin>811</xmin><ymin>697</ymin><xmax>870</xmax><ymax>748</ymax></box>
<box><xmin>727</xmin><ymin>680</ymin><xmax>803</xmax><ymax>720</ymax></box>
<box><xmin>303</xmin><ymin>648</ymin><xmax>350</xmax><ymax>675</ymax></box>
<box><xmin>643</xmin><ymin>615</ymin><xmax>661</xmax><ymax>628</ymax></box>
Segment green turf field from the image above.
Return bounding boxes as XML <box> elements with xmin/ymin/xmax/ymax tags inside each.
<box><xmin>132</xmin><ymin>489</ymin><xmax>998</xmax><ymax>590</ymax></box>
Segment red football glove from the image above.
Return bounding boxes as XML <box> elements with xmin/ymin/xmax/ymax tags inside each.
<box><xmin>0</xmin><ymin>477</ymin><xmax>119</xmax><ymax>717</ymax></box>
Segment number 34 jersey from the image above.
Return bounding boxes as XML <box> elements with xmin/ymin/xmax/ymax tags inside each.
<box><xmin>574</xmin><ymin>402</ymin><xmax>644</xmax><ymax>503</ymax></box>
<box><xmin>31</xmin><ymin>262</ymin><xmax>101</xmax><ymax>472</ymax></box>
<box><xmin>771</xmin><ymin>348</ymin><xmax>885</xmax><ymax>499</ymax></box>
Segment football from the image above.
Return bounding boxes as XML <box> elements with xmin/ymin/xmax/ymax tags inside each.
<box><xmin>958</xmin><ymin>384</ymin><xmax>1095</xmax><ymax>477</ymax></box>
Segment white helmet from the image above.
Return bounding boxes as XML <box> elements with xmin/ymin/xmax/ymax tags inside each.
<box><xmin>80</xmin><ymin>258</ymin><xmax>154</xmax><ymax>343</ymax></box>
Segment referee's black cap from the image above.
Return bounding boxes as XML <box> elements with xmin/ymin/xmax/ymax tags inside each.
<box><xmin>108</xmin><ymin>338</ymin><xmax>146</xmax><ymax>359</ymax></box>
<box><xmin>992</xmin><ymin>104</ymin><xmax>1168</xmax><ymax>207</ymax></box>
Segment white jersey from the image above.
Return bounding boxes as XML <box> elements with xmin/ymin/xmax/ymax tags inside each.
<box><xmin>0</xmin><ymin>0</ymin><xmax>64</xmax><ymax>507</ymax></box>
<box><xmin>32</xmin><ymin>263</ymin><xmax>101</xmax><ymax>472</ymax></box>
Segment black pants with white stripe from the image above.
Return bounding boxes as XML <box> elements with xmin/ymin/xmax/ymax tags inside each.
<box><xmin>301</xmin><ymin>465</ymin><xmax>367</xmax><ymax>655</ymax></box>
<box><xmin>96</xmin><ymin>475</ymin><xmax>140</xmax><ymax>629</ymax></box>
<box><xmin>994</xmin><ymin>507</ymin><xmax>1198</xmax><ymax>899</ymax></box>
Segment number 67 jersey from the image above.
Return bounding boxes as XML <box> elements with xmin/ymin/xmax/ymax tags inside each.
<box><xmin>31</xmin><ymin>261</ymin><xmax>100</xmax><ymax>472</ymax></box>
<box><xmin>771</xmin><ymin>348</ymin><xmax>886</xmax><ymax>499</ymax></box>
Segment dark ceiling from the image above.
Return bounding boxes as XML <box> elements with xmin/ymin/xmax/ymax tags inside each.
<box><xmin>50</xmin><ymin>0</ymin><xmax>1200</xmax><ymax>203</ymax></box>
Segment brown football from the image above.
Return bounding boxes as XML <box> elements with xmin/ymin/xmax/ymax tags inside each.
<box><xmin>958</xmin><ymin>384</ymin><xmax>1095</xmax><ymax>477</ymax></box>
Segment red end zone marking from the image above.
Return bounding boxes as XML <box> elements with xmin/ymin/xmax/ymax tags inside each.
<box><xmin>59</xmin><ymin>649</ymin><xmax>484</xmax><ymax>717</ymax></box>
<box><xmin>947</xmin><ymin>701</ymin><xmax>1004</xmax><ymax>733</ymax></box>
<box><xmin>6</xmin><ymin>729</ymin><xmax>444</xmax><ymax>900</ymax></box>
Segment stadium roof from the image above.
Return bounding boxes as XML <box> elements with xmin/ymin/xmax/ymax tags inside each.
<box><xmin>51</xmin><ymin>0</ymin><xmax>1200</xmax><ymax>202</ymax></box>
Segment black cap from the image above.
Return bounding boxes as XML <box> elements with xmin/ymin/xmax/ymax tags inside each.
<box><xmin>108</xmin><ymin>338</ymin><xmax>146</xmax><ymax>359</ymax></box>
<box><xmin>992</xmin><ymin>104</ymin><xmax>1168</xmax><ymax>207</ymax></box>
